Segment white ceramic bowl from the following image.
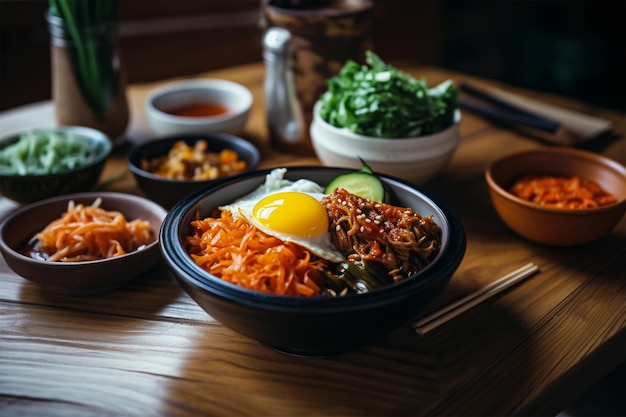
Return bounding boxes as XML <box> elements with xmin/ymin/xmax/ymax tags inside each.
<box><xmin>310</xmin><ymin>101</ymin><xmax>461</xmax><ymax>184</ymax></box>
<box><xmin>145</xmin><ymin>79</ymin><xmax>253</xmax><ymax>136</ymax></box>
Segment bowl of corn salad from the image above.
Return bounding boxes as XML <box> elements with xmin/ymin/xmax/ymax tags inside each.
<box><xmin>127</xmin><ymin>133</ymin><xmax>260</xmax><ymax>209</ymax></box>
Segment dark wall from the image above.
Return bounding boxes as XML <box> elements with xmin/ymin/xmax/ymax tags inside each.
<box><xmin>1</xmin><ymin>0</ymin><xmax>265</xmax><ymax>110</ymax></box>
<box><xmin>439</xmin><ymin>1</ymin><xmax>625</xmax><ymax>111</ymax></box>
<box><xmin>1</xmin><ymin>1</ymin><xmax>624</xmax><ymax>112</ymax></box>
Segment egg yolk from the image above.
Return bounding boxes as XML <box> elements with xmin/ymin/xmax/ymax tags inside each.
<box><xmin>253</xmin><ymin>192</ymin><xmax>329</xmax><ymax>238</ymax></box>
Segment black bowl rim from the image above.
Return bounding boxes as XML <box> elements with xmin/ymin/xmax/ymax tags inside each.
<box><xmin>126</xmin><ymin>133</ymin><xmax>261</xmax><ymax>184</ymax></box>
<box><xmin>160</xmin><ymin>166</ymin><xmax>467</xmax><ymax>312</ymax></box>
<box><xmin>0</xmin><ymin>191</ymin><xmax>168</xmax><ymax>266</ymax></box>
<box><xmin>0</xmin><ymin>126</ymin><xmax>112</xmax><ymax>178</ymax></box>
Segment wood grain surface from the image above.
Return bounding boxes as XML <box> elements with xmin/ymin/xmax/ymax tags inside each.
<box><xmin>1</xmin><ymin>62</ymin><xmax>624</xmax><ymax>417</ymax></box>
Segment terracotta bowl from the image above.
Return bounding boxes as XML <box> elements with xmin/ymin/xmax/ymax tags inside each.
<box><xmin>485</xmin><ymin>147</ymin><xmax>626</xmax><ymax>246</ymax></box>
<box><xmin>0</xmin><ymin>192</ymin><xmax>168</xmax><ymax>295</ymax></box>
<box><xmin>160</xmin><ymin>167</ymin><xmax>466</xmax><ymax>356</ymax></box>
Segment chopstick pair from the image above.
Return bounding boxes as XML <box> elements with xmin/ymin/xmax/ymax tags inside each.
<box><xmin>412</xmin><ymin>263</ymin><xmax>540</xmax><ymax>335</ymax></box>
<box><xmin>458</xmin><ymin>83</ymin><xmax>561</xmax><ymax>133</ymax></box>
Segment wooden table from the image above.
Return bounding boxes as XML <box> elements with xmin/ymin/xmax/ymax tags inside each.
<box><xmin>1</xmin><ymin>62</ymin><xmax>624</xmax><ymax>417</ymax></box>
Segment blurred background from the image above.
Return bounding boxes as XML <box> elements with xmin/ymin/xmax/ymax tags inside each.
<box><xmin>1</xmin><ymin>0</ymin><xmax>624</xmax><ymax>112</ymax></box>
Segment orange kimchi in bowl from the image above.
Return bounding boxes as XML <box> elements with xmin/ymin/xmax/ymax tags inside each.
<box><xmin>485</xmin><ymin>147</ymin><xmax>626</xmax><ymax>246</ymax></box>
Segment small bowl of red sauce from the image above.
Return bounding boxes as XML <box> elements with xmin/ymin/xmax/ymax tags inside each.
<box><xmin>145</xmin><ymin>79</ymin><xmax>253</xmax><ymax>136</ymax></box>
<box><xmin>485</xmin><ymin>147</ymin><xmax>626</xmax><ymax>246</ymax></box>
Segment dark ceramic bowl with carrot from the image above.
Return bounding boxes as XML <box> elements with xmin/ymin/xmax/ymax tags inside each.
<box><xmin>145</xmin><ymin>79</ymin><xmax>253</xmax><ymax>136</ymax></box>
<box><xmin>485</xmin><ymin>147</ymin><xmax>626</xmax><ymax>246</ymax></box>
<box><xmin>160</xmin><ymin>166</ymin><xmax>466</xmax><ymax>356</ymax></box>
<box><xmin>0</xmin><ymin>192</ymin><xmax>167</xmax><ymax>295</ymax></box>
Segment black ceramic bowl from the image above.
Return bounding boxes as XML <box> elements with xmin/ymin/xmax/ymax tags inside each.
<box><xmin>127</xmin><ymin>133</ymin><xmax>260</xmax><ymax>209</ymax></box>
<box><xmin>0</xmin><ymin>126</ymin><xmax>112</xmax><ymax>204</ymax></box>
<box><xmin>160</xmin><ymin>167</ymin><xmax>466</xmax><ymax>356</ymax></box>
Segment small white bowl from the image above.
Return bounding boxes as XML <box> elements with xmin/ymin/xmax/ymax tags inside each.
<box><xmin>310</xmin><ymin>101</ymin><xmax>461</xmax><ymax>184</ymax></box>
<box><xmin>145</xmin><ymin>79</ymin><xmax>253</xmax><ymax>136</ymax></box>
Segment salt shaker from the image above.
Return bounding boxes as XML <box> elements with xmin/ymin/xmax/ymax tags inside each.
<box><xmin>261</xmin><ymin>0</ymin><xmax>374</xmax><ymax>155</ymax></box>
<box><xmin>263</xmin><ymin>27</ymin><xmax>309</xmax><ymax>154</ymax></box>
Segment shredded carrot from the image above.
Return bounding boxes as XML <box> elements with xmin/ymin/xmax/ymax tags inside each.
<box><xmin>35</xmin><ymin>198</ymin><xmax>156</xmax><ymax>262</ymax></box>
<box><xmin>185</xmin><ymin>210</ymin><xmax>327</xmax><ymax>296</ymax></box>
<box><xmin>510</xmin><ymin>174</ymin><xmax>617</xmax><ymax>209</ymax></box>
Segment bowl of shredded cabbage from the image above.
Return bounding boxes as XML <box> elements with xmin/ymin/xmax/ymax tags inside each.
<box><xmin>160</xmin><ymin>166</ymin><xmax>466</xmax><ymax>356</ymax></box>
<box><xmin>0</xmin><ymin>126</ymin><xmax>112</xmax><ymax>204</ymax></box>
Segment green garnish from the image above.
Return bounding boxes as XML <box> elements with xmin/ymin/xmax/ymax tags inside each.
<box><xmin>0</xmin><ymin>130</ymin><xmax>98</xmax><ymax>175</ymax></box>
<box><xmin>324</xmin><ymin>157</ymin><xmax>391</xmax><ymax>203</ymax></box>
<box><xmin>48</xmin><ymin>0</ymin><xmax>120</xmax><ymax>115</ymax></box>
<box><xmin>320</xmin><ymin>260</ymin><xmax>393</xmax><ymax>295</ymax></box>
<box><xmin>319</xmin><ymin>51</ymin><xmax>458</xmax><ymax>138</ymax></box>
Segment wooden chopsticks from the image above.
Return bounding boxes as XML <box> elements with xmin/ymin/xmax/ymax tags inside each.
<box><xmin>458</xmin><ymin>83</ymin><xmax>561</xmax><ymax>133</ymax></box>
<box><xmin>413</xmin><ymin>263</ymin><xmax>540</xmax><ymax>335</ymax></box>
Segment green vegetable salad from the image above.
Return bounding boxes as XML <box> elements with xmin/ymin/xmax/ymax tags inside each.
<box><xmin>0</xmin><ymin>130</ymin><xmax>97</xmax><ymax>175</ymax></box>
<box><xmin>319</xmin><ymin>51</ymin><xmax>458</xmax><ymax>138</ymax></box>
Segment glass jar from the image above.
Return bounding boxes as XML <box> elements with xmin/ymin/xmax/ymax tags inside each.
<box><xmin>47</xmin><ymin>10</ymin><xmax>129</xmax><ymax>146</ymax></box>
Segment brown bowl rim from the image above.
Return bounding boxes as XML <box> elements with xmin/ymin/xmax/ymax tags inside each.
<box><xmin>485</xmin><ymin>147</ymin><xmax>626</xmax><ymax>215</ymax></box>
<box><xmin>0</xmin><ymin>191</ymin><xmax>167</xmax><ymax>266</ymax></box>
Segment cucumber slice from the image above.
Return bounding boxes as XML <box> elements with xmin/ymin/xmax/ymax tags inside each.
<box><xmin>324</xmin><ymin>171</ymin><xmax>386</xmax><ymax>202</ymax></box>
<box><xmin>324</xmin><ymin>158</ymin><xmax>391</xmax><ymax>203</ymax></box>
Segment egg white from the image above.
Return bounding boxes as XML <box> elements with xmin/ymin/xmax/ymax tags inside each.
<box><xmin>220</xmin><ymin>168</ymin><xmax>344</xmax><ymax>263</ymax></box>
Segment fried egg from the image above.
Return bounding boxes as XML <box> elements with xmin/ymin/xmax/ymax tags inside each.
<box><xmin>220</xmin><ymin>168</ymin><xmax>345</xmax><ymax>262</ymax></box>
